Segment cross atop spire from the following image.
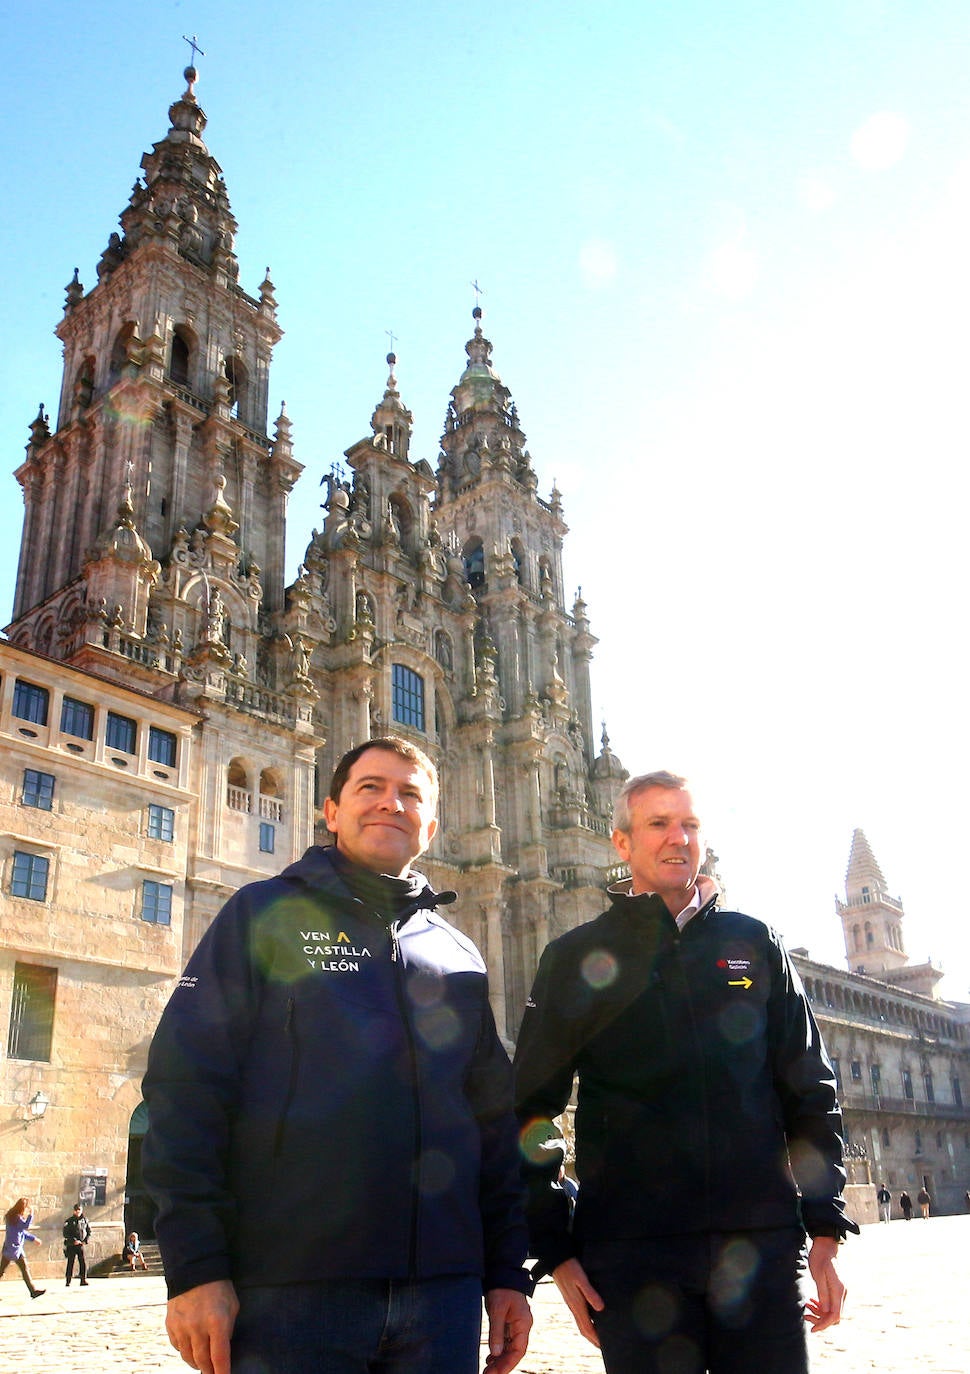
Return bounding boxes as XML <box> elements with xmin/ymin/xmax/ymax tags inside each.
<box><xmin>182</xmin><ymin>33</ymin><xmax>206</xmax><ymax>66</ymax></box>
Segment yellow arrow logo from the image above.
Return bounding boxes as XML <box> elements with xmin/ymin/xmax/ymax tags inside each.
<box><xmin>728</xmin><ymin>977</ymin><xmax>753</xmax><ymax>989</ymax></box>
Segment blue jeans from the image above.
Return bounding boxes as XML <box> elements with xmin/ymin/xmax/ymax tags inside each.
<box><xmin>584</xmin><ymin>1229</ymin><xmax>809</xmax><ymax>1374</ymax></box>
<box><xmin>231</xmin><ymin>1275</ymin><xmax>483</xmax><ymax>1374</ymax></box>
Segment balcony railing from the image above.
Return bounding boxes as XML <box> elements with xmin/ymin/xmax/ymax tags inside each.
<box><xmin>839</xmin><ymin>1089</ymin><xmax>970</xmax><ymax>1120</ymax></box>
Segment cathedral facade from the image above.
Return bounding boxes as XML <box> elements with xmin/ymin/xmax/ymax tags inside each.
<box><xmin>3</xmin><ymin>64</ymin><xmax>968</xmax><ymax>1275</ymax></box>
<box><xmin>1</xmin><ymin>66</ymin><xmax>626</xmax><ymax>1268</ymax></box>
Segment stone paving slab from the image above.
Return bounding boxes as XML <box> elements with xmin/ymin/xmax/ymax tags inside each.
<box><xmin>1</xmin><ymin>1216</ymin><xmax>966</xmax><ymax>1372</ymax></box>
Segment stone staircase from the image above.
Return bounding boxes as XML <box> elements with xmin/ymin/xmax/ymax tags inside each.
<box><xmin>93</xmin><ymin>1241</ymin><xmax>164</xmax><ymax>1278</ymax></box>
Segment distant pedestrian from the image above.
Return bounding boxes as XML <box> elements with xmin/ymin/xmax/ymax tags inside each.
<box><xmin>876</xmin><ymin>1183</ymin><xmax>891</xmax><ymax>1223</ymax></box>
<box><xmin>899</xmin><ymin>1191</ymin><xmax>913</xmax><ymax>1220</ymax></box>
<box><xmin>1</xmin><ymin>1197</ymin><xmax>45</xmax><ymax>1298</ymax></box>
<box><xmin>917</xmin><ymin>1186</ymin><xmax>931</xmax><ymax>1220</ymax></box>
<box><xmin>964</xmin><ymin>1190</ymin><xmax>970</xmax><ymax>1214</ymax></box>
<box><xmin>124</xmin><ymin>1232</ymin><xmax>148</xmax><ymax>1270</ymax></box>
<box><xmin>63</xmin><ymin>1202</ymin><xmax>91</xmax><ymax>1286</ymax></box>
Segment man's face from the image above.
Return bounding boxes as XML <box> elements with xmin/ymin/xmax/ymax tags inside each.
<box><xmin>611</xmin><ymin>785</ymin><xmax>704</xmax><ymax>912</ymax></box>
<box><xmin>323</xmin><ymin>748</ymin><xmax>438</xmax><ymax>877</ymax></box>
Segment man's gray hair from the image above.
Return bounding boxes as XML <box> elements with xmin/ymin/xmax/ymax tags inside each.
<box><xmin>612</xmin><ymin>770</ymin><xmax>689</xmax><ymax>833</ymax></box>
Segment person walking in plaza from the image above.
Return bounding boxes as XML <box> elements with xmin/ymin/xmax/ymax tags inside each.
<box><xmin>63</xmin><ymin>1202</ymin><xmax>91</xmax><ymax>1286</ymax></box>
<box><xmin>876</xmin><ymin>1183</ymin><xmax>891</xmax><ymax>1223</ymax></box>
<box><xmin>144</xmin><ymin>737</ymin><xmax>532</xmax><ymax>1374</ymax></box>
<box><xmin>899</xmin><ymin>1190</ymin><xmax>913</xmax><ymax>1220</ymax></box>
<box><xmin>515</xmin><ymin>770</ymin><xmax>857</xmax><ymax>1374</ymax></box>
<box><xmin>0</xmin><ymin>1198</ymin><xmax>45</xmax><ymax>1299</ymax></box>
<box><xmin>917</xmin><ymin>1185</ymin><xmax>931</xmax><ymax>1219</ymax></box>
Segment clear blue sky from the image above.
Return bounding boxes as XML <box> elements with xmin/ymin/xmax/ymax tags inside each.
<box><xmin>3</xmin><ymin>0</ymin><xmax>969</xmax><ymax>995</ymax></box>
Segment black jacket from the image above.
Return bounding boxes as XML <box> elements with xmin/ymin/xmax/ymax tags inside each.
<box><xmin>63</xmin><ymin>1213</ymin><xmax>90</xmax><ymax>1252</ymax></box>
<box><xmin>143</xmin><ymin>846</ymin><xmax>529</xmax><ymax>1299</ymax></box>
<box><xmin>514</xmin><ymin>887</ymin><xmax>857</xmax><ymax>1276</ymax></box>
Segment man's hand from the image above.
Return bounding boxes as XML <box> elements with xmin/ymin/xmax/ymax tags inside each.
<box><xmin>165</xmin><ymin>1279</ymin><xmax>239</xmax><ymax>1374</ymax></box>
<box><xmin>484</xmin><ymin>1287</ymin><xmax>532</xmax><ymax>1374</ymax></box>
<box><xmin>552</xmin><ymin>1257</ymin><xmax>605</xmax><ymax>1348</ymax></box>
<box><xmin>804</xmin><ymin>1236</ymin><xmax>846</xmax><ymax>1333</ymax></box>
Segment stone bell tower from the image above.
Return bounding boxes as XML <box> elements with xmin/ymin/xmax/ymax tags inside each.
<box><xmin>836</xmin><ymin>828</ymin><xmax>943</xmax><ymax>997</ymax></box>
<box><xmin>5</xmin><ymin>62</ymin><xmax>322</xmax><ymax>953</ymax></box>
<box><xmin>8</xmin><ymin>62</ymin><xmax>300</xmax><ymax>674</ymax></box>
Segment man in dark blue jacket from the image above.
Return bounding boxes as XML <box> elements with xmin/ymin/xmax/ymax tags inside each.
<box><xmin>514</xmin><ymin>770</ymin><xmax>856</xmax><ymax>1374</ymax></box>
<box><xmin>144</xmin><ymin>737</ymin><xmax>531</xmax><ymax>1374</ymax></box>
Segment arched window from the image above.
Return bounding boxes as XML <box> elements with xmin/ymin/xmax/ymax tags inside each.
<box><xmin>510</xmin><ymin>538</ymin><xmax>525</xmax><ymax>586</ymax></box>
<box><xmin>227</xmin><ymin>758</ymin><xmax>252</xmax><ymax>813</ymax></box>
<box><xmin>170</xmin><ymin>328</ymin><xmax>192</xmax><ymax>386</ymax></box>
<box><xmin>75</xmin><ymin>355</ymin><xmax>96</xmax><ymax>410</ymax></box>
<box><xmin>224</xmin><ymin>356</ymin><xmax>248</xmax><ymax>422</ymax></box>
<box><xmin>109</xmin><ymin>322</ymin><xmax>137</xmax><ymax>384</ymax></box>
<box><xmin>463</xmin><ymin>538</ymin><xmax>485</xmax><ymax>590</ymax></box>
<box><xmin>259</xmin><ymin>768</ymin><xmax>283</xmax><ymax>822</ymax></box>
<box><xmin>392</xmin><ymin>664</ymin><xmax>425</xmax><ymax>731</ymax></box>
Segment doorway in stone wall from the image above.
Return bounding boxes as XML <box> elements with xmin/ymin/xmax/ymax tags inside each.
<box><xmin>124</xmin><ymin>1101</ymin><xmax>157</xmax><ymax>1239</ymax></box>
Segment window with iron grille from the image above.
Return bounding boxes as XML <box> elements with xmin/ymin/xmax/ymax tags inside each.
<box><xmin>13</xmin><ymin>679</ymin><xmax>49</xmax><ymax>725</ymax></box>
<box><xmin>7</xmin><ymin>962</ymin><xmax>57</xmax><ymax>1061</ymax></box>
<box><xmin>148</xmin><ymin>726</ymin><xmax>177</xmax><ymax>767</ymax></box>
<box><xmin>148</xmin><ymin>804</ymin><xmax>175</xmax><ymax>842</ymax></box>
<box><xmin>61</xmin><ymin>695</ymin><xmax>94</xmax><ymax>739</ymax></box>
<box><xmin>392</xmin><ymin>664</ymin><xmax>425</xmax><ymax>732</ymax></box>
<box><xmin>106</xmin><ymin>711</ymin><xmax>137</xmax><ymax>754</ymax></box>
<box><xmin>11</xmin><ymin>851</ymin><xmax>50</xmax><ymax>901</ymax></box>
<box><xmin>22</xmin><ymin>768</ymin><xmax>55</xmax><ymax>810</ymax></box>
<box><xmin>141</xmin><ymin>880</ymin><xmax>173</xmax><ymax>925</ymax></box>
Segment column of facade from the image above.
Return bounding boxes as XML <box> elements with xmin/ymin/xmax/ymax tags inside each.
<box><xmin>481</xmin><ymin>741</ymin><xmax>497</xmax><ymax>827</ymax></box>
<box><xmin>485</xmin><ymin>901</ymin><xmax>508</xmax><ymax>1039</ymax></box>
<box><xmin>169</xmin><ymin>407</ymin><xmax>195</xmax><ymax>542</ymax></box>
<box><xmin>13</xmin><ymin>467</ymin><xmax>42</xmax><ymax>618</ymax></box>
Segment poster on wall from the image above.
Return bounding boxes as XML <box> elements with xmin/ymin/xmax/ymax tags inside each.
<box><xmin>79</xmin><ymin>1169</ymin><xmax>107</xmax><ymax>1208</ymax></box>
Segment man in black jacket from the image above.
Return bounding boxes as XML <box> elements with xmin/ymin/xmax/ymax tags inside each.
<box><xmin>514</xmin><ymin>770</ymin><xmax>856</xmax><ymax>1374</ymax></box>
<box><xmin>63</xmin><ymin>1203</ymin><xmax>91</xmax><ymax>1286</ymax></box>
<box><xmin>144</xmin><ymin>737</ymin><xmax>531</xmax><ymax>1374</ymax></box>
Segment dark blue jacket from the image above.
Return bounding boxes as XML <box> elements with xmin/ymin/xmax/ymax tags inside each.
<box><xmin>143</xmin><ymin>846</ymin><xmax>529</xmax><ymax>1299</ymax></box>
<box><xmin>514</xmin><ymin>888</ymin><xmax>858</xmax><ymax>1277</ymax></box>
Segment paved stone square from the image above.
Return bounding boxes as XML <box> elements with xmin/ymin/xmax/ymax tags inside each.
<box><xmin>0</xmin><ymin>1216</ymin><xmax>966</xmax><ymax>1372</ymax></box>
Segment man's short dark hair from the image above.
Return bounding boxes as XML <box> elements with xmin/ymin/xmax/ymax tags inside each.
<box><xmin>329</xmin><ymin>736</ymin><xmax>439</xmax><ymax>807</ymax></box>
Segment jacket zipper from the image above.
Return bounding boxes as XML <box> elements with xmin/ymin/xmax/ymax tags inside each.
<box><xmin>389</xmin><ymin>917</ymin><xmax>422</xmax><ymax>1278</ymax></box>
<box><xmin>273</xmin><ymin>997</ymin><xmax>301</xmax><ymax>1158</ymax></box>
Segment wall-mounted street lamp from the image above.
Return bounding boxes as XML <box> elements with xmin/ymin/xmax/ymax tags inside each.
<box><xmin>24</xmin><ymin>1090</ymin><xmax>50</xmax><ymax>1129</ymax></box>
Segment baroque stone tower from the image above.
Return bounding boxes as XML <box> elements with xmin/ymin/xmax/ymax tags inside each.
<box><xmin>836</xmin><ymin>829</ymin><xmax>943</xmax><ymax>997</ymax></box>
<box><xmin>292</xmin><ymin>310</ymin><xmax>628</xmax><ymax>1032</ymax></box>
<box><xmin>5</xmin><ymin>65</ymin><xmax>322</xmax><ymax>954</ymax></box>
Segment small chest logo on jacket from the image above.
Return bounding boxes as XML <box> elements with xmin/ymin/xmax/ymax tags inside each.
<box><xmin>301</xmin><ymin>929</ymin><xmax>372</xmax><ymax>972</ymax></box>
<box><xmin>717</xmin><ymin>956</ymin><xmax>754</xmax><ymax>989</ymax></box>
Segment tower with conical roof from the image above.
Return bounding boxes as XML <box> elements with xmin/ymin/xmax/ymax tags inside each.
<box><xmin>836</xmin><ymin>828</ymin><xmax>943</xmax><ymax>996</ymax></box>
